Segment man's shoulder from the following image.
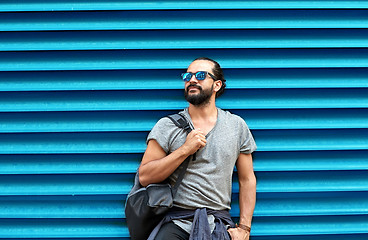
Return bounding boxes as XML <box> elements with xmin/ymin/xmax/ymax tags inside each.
<box><xmin>219</xmin><ymin>108</ymin><xmax>246</xmax><ymax>124</ymax></box>
<box><xmin>155</xmin><ymin>115</ymin><xmax>176</xmax><ymax>127</ymax></box>
<box><xmin>154</xmin><ymin>110</ymin><xmax>187</xmax><ymax>128</ymax></box>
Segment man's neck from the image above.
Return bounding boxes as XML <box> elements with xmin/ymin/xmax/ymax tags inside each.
<box><xmin>188</xmin><ymin>100</ymin><xmax>218</xmax><ymax>121</ymax></box>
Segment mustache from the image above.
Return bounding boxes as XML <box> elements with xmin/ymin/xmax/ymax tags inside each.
<box><xmin>186</xmin><ymin>84</ymin><xmax>202</xmax><ymax>92</ymax></box>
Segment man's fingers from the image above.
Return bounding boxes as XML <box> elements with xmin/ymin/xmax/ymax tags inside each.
<box><xmin>195</xmin><ymin>132</ymin><xmax>206</xmax><ymax>147</ymax></box>
<box><xmin>185</xmin><ymin>128</ymin><xmax>207</xmax><ymax>152</ymax></box>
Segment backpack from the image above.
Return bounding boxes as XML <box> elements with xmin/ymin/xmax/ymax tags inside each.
<box><xmin>125</xmin><ymin>113</ymin><xmax>193</xmax><ymax>240</ymax></box>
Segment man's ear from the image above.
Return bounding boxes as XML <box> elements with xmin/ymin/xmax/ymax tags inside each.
<box><xmin>213</xmin><ymin>80</ymin><xmax>222</xmax><ymax>93</ymax></box>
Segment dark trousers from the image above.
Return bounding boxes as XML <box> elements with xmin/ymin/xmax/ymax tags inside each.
<box><xmin>155</xmin><ymin>221</ymin><xmax>189</xmax><ymax>240</ymax></box>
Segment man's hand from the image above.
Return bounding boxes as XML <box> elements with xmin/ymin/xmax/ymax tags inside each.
<box><xmin>227</xmin><ymin>227</ymin><xmax>250</xmax><ymax>240</ymax></box>
<box><xmin>139</xmin><ymin>128</ymin><xmax>206</xmax><ymax>186</ymax></box>
<box><xmin>181</xmin><ymin>128</ymin><xmax>206</xmax><ymax>155</ymax></box>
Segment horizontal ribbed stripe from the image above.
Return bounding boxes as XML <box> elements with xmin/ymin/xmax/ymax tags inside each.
<box><xmin>1</xmin><ymin>192</ymin><xmax>367</xmax><ymax>218</ymax></box>
<box><xmin>1</xmin><ymin>170</ymin><xmax>367</xmax><ymax>196</ymax></box>
<box><xmin>0</xmin><ymin>154</ymin><xmax>139</xmax><ymax>174</ymax></box>
<box><xmin>3</xmin><ymin>49</ymin><xmax>368</xmax><ymax>71</ymax></box>
<box><xmin>0</xmin><ymin>132</ymin><xmax>147</xmax><ymax>154</ymax></box>
<box><xmin>1</xmin><ymin>68</ymin><xmax>368</xmax><ymax>91</ymax></box>
<box><xmin>253</xmin><ymin>150</ymin><xmax>368</xmax><ymax>171</ymax></box>
<box><xmin>1</xmin><ymin>1</ymin><xmax>367</xmax><ymax>12</ymax></box>
<box><xmin>0</xmin><ymin>174</ymin><xmax>132</xmax><ymax>195</ymax></box>
<box><xmin>1</xmin><ymin>10</ymin><xmax>368</xmax><ymax>31</ymax></box>
<box><xmin>0</xmin><ymin>200</ymin><xmax>124</xmax><ymax>218</ymax></box>
<box><xmin>235</xmin><ymin>109</ymin><xmax>368</xmax><ymax>130</ymax></box>
<box><xmin>1</xmin><ymin>109</ymin><xmax>367</xmax><ymax>133</ymax></box>
<box><xmin>0</xmin><ymin>89</ymin><xmax>366</xmax><ymax>112</ymax></box>
<box><xmin>2</xmin><ymin>29</ymin><xmax>368</xmax><ymax>51</ymax></box>
<box><xmin>0</xmin><ymin>219</ymin><xmax>126</xmax><ymax>238</ymax></box>
<box><xmin>0</xmin><ymin>129</ymin><xmax>367</xmax><ymax>154</ymax></box>
<box><xmin>0</xmin><ymin>150</ymin><xmax>366</xmax><ymax>175</ymax></box>
<box><xmin>239</xmin><ymin>170</ymin><xmax>368</xmax><ymax>193</ymax></box>
<box><xmin>233</xmin><ymin>192</ymin><xmax>368</xmax><ymax>217</ymax></box>
<box><xmin>251</xmin><ymin>215</ymin><xmax>368</xmax><ymax>236</ymax></box>
<box><xmin>0</xmin><ymin>111</ymin><xmax>165</xmax><ymax>132</ymax></box>
<box><xmin>255</xmin><ymin>129</ymin><xmax>368</xmax><ymax>151</ymax></box>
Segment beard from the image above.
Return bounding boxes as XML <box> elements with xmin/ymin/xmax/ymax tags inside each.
<box><xmin>184</xmin><ymin>84</ymin><xmax>214</xmax><ymax>106</ymax></box>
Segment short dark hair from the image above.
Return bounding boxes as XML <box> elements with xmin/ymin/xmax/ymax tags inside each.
<box><xmin>193</xmin><ymin>57</ymin><xmax>226</xmax><ymax>98</ymax></box>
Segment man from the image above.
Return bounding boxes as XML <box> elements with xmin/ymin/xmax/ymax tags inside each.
<box><xmin>138</xmin><ymin>57</ymin><xmax>257</xmax><ymax>240</ymax></box>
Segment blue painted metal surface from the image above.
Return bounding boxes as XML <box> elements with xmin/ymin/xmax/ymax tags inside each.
<box><xmin>2</xmin><ymin>29</ymin><xmax>368</xmax><ymax>51</ymax></box>
<box><xmin>0</xmin><ymin>1</ymin><xmax>367</xmax><ymax>239</ymax></box>
<box><xmin>1</xmin><ymin>10</ymin><xmax>368</xmax><ymax>31</ymax></box>
<box><xmin>1</xmin><ymin>1</ymin><xmax>368</xmax><ymax>12</ymax></box>
<box><xmin>3</xmin><ymin>49</ymin><xmax>368</xmax><ymax>71</ymax></box>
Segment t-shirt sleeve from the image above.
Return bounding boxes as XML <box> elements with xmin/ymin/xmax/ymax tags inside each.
<box><xmin>146</xmin><ymin>117</ymin><xmax>180</xmax><ymax>154</ymax></box>
<box><xmin>239</xmin><ymin>118</ymin><xmax>257</xmax><ymax>154</ymax></box>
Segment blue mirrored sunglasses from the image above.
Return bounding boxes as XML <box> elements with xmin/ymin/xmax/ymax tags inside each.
<box><xmin>181</xmin><ymin>71</ymin><xmax>216</xmax><ymax>82</ymax></box>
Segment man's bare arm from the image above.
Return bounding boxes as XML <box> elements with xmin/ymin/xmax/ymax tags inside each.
<box><xmin>237</xmin><ymin>153</ymin><xmax>256</xmax><ymax>226</ymax></box>
<box><xmin>228</xmin><ymin>153</ymin><xmax>256</xmax><ymax>240</ymax></box>
<box><xmin>138</xmin><ymin>129</ymin><xmax>206</xmax><ymax>187</ymax></box>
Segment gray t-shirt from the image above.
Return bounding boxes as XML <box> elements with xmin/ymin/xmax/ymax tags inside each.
<box><xmin>147</xmin><ymin>108</ymin><xmax>256</xmax><ymax>232</ymax></box>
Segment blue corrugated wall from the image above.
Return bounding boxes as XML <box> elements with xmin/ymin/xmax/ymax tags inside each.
<box><xmin>0</xmin><ymin>1</ymin><xmax>368</xmax><ymax>239</ymax></box>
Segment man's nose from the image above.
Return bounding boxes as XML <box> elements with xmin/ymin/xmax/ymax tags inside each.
<box><xmin>189</xmin><ymin>75</ymin><xmax>198</xmax><ymax>83</ymax></box>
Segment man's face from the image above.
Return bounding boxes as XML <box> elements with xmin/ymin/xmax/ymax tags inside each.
<box><xmin>184</xmin><ymin>60</ymin><xmax>216</xmax><ymax>106</ymax></box>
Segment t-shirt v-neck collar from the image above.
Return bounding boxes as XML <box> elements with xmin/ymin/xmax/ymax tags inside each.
<box><xmin>183</xmin><ymin>108</ymin><xmax>220</xmax><ymax>138</ymax></box>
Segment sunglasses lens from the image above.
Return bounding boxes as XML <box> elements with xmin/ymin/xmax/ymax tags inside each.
<box><xmin>181</xmin><ymin>73</ymin><xmax>192</xmax><ymax>81</ymax></box>
<box><xmin>195</xmin><ymin>71</ymin><xmax>207</xmax><ymax>80</ymax></box>
<box><xmin>181</xmin><ymin>71</ymin><xmax>208</xmax><ymax>81</ymax></box>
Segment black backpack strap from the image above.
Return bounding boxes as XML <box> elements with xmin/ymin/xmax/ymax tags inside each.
<box><xmin>171</xmin><ymin>155</ymin><xmax>190</xmax><ymax>196</ymax></box>
<box><xmin>166</xmin><ymin>113</ymin><xmax>192</xmax><ymax>134</ymax></box>
<box><xmin>166</xmin><ymin>113</ymin><xmax>196</xmax><ymax>162</ymax></box>
<box><xmin>166</xmin><ymin>113</ymin><xmax>196</xmax><ymax>196</ymax></box>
